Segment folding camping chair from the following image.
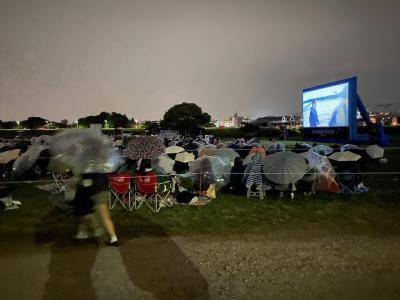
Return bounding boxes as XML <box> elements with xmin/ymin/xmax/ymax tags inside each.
<box><xmin>51</xmin><ymin>172</ymin><xmax>71</xmax><ymax>193</ymax></box>
<box><xmin>336</xmin><ymin>170</ymin><xmax>357</xmax><ymax>193</ymax></box>
<box><xmin>108</xmin><ymin>172</ymin><xmax>133</xmax><ymax>212</ymax></box>
<box><xmin>134</xmin><ymin>171</ymin><xmax>173</xmax><ymax>212</ymax></box>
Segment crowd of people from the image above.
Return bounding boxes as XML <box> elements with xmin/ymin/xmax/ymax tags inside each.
<box><xmin>0</xmin><ymin>131</ymin><xmax>383</xmax><ymax>246</ymax></box>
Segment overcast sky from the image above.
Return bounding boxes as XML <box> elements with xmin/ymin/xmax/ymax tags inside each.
<box><xmin>0</xmin><ymin>0</ymin><xmax>399</xmax><ymax>122</ymax></box>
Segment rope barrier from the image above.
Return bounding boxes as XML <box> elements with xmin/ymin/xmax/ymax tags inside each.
<box><xmin>0</xmin><ymin>171</ymin><xmax>399</xmax><ymax>186</ymax></box>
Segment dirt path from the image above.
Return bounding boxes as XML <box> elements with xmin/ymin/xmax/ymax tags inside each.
<box><xmin>1</xmin><ymin>233</ymin><xmax>400</xmax><ymax>299</ymax></box>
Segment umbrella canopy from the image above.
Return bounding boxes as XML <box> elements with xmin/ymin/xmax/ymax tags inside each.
<box><xmin>0</xmin><ymin>149</ymin><xmax>20</xmax><ymax>165</ymax></box>
<box><xmin>204</xmin><ymin>144</ymin><xmax>217</xmax><ymax>149</ymax></box>
<box><xmin>189</xmin><ymin>156</ymin><xmax>230</xmax><ymax>190</ymax></box>
<box><xmin>215</xmin><ymin>148</ymin><xmax>239</xmax><ymax>166</ymax></box>
<box><xmin>175</xmin><ymin>151</ymin><xmax>195</xmax><ymax>163</ymax></box>
<box><xmin>299</xmin><ymin>150</ymin><xmax>335</xmax><ymax>174</ymax></box>
<box><xmin>183</xmin><ymin>142</ymin><xmax>199</xmax><ymax>153</ymax></box>
<box><xmin>242</xmin><ymin>154</ymin><xmax>270</xmax><ymax>191</ymax></box>
<box><xmin>165</xmin><ymin>145</ymin><xmax>185</xmax><ymax>154</ymax></box>
<box><xmin>243</xmin><ymin>153</ymin><xmax>256</xmax><ymax>165</ymax></box>
<box><xmin>340</xmin><ymin>144</ymin><xmax>361</xmax><ymax>152</ymax></box>
<box><xmin>311</xmin><ymin>144</ymin><xmax>333</xmax><ymax>156</ymax></box>
<box><xmin>32</xmin><ymin>135</ymin><xmax>52</xmax><ymax>145</ymax></box>
<box><xmin>329</xmin><ymin>151</ymin><xmax>361</xmax><ymax>162</ymax></box>
<box><xmin>366</xmin><ymin>144</ymin><xmax>384</xmax><ymax>159</ymax></box>
<box><xmin>123</xmin><ymin>136</ymin><xmax>165</xmax><ymax>160</ymax></box>
<box><xmin>151</xmin><ymin>154</ymin><xmax>175</xmax><ymax>174</ymax></box>
<box><xmin>199</xmin><ymin>148</ymin><xmax>218</xmax><ymax>157</ymax></box>
<box><xmin>266</xmin><ymin>142</ymin><xmax>285</xmax><ymax>154</ymax></box>
<box><xmin>48</xmin><ymin>128</ymin><xmax>117</xmax><ymax>174</ymax></box>
<box><xmin>263</xmin><ymin>151</ymin><xmax>308</xmax><ymax>184</ymax></box>
<box><xmin>12</xmin><ymin>144</ymin><xmax>49</xmax><ymax>176</ymax></box>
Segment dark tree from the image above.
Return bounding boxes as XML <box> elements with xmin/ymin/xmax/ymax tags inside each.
<box><xmin>20</xmin><ymin>117</ymin><xmax>48</xmax><ymax>129</ymax></box>
<box><xmin>109</xmin><ymin>112</ymin><xmax>130</xmax><ymax>128</ymax></box>
<box><xmin>161</xmin><ymin>102</ymin><xmax>211</xmax><ymax>129</ymax></box>
<box><xmin>1</xmin><ymin>121</ymin><xmax>17</xmax><ymax>129</ymax></box>
<box><xmin>77</xmin><ymin>112</ymin><xmax>132</xmax><ymax>128</ymax></box>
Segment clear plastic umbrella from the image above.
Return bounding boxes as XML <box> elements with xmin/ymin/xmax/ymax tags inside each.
<box><xmin>12</xmin><ymin>144</ymin><xmax>50</xmax><ymax>177</ymax></box>
<box><xmin>189</xmin><ymin>156</ymin><xmax>230</xmax><ymax>190</ymax></box>
<box><xmin>266</xmin><ymin>142</ymin><xmax>286</xmax><ymax>154</ymax></box>
<box><xmin>243</xmin><ymin>153</ymin><xmax>255</xmax><ymax>165</ymax></box>
<box><xmin>340</xmin><ymin>144</ymin><xmax>361</xmax><ymax>152</ymax></box>
<box><xmin>311</xmin><ymin>145</ymin><xmax>333</xmax><ymax>156</ymax></box>
<box><xmin>215</xmin><ymin>148</ymin><xmax>239</xmax><ymax>166</ymax></box>
<box><xmin>263</xmin><ymin>151</ymin><xmax>308</xmax><ymax>184</ymax></box>
<box><xmin>366</xmin><ymin>144</ymin><xmax>384</xmax><ymax>159</ymax></box>
<box><xmin>298</xmin><ymin>150</ymin><xmax>335</xmax><ymax>174</ymax></box>
<box><xmin>48</xmin><ymin>129</ymin><xmax>118</xmax><ymax>174</ymax></box>
<box><xmin>151</xmin><ymin>154</ymin><xmax>175</xmax><ymax>174</ymax></box>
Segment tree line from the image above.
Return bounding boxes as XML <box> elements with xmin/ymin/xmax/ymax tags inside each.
<box><xmin>0</xmin><ymin>102</ymin><xmax>214</xmax><ymax>130</ymax></box>
<box><xmin>0</xmin><ymin>112</ymin><xmax>134</xmax><ymax>129</ymax></box>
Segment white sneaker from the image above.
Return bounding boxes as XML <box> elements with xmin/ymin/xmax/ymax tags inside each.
<box><xmin>74</xmin><ymin>230</ymin><xmax>90</xmax><ymax>239</ymax></box>
<box><xmin>74</xmin><ymin>224</ymin><xmax>90</xmax><ymax>239</ymax></box>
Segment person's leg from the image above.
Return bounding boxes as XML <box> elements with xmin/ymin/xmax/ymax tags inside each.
<box><xmin>96</xmin><ymin>203</ymin><xmax>118</xmax><ymax>244</ymax></box>
<box><xmin>75</xmin><ymin>215</ymin><xmax>91</xmax><ymax>239</ymax></box>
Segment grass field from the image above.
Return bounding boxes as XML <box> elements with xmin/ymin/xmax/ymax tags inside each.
<box><xmin>1</xmin><ymin>140</ymin><xmax>399</xmax><ymax>244</ymax></box>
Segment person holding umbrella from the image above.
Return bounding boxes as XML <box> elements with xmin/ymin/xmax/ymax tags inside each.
<box><xmin>48</xmin><ymin>129</ymin><xmax>120</xmax><ymax>246</ymax></box>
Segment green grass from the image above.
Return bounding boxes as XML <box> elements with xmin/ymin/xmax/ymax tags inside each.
<box><xmin>1</xmin><ymin>181</ymin><xmax>400</xmax><ymax>244</ymax></box>
<box><xmin>1</xmin><ymin>137</ymin><xmax>400</xmax><ymax>244</ymax></box>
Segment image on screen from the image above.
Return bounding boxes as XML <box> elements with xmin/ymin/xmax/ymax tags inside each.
<box><xmin>303</xmin><ymin>82</ymin><xmax>349</xmax><ymax>128</ymax></box>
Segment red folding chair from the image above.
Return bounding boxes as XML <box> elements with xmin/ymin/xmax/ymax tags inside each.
<box><xmin>134</xmin><ymin>171</ymin><xmax>170</xmax><ymax>212</ymax></box>
<box><xmin>108</xmin><ymin>172</ymin><xmax>133</xmax><ymax>212</ymax></box>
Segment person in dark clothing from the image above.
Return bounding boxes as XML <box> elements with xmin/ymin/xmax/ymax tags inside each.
<box><xmin>73</xmin><ymin>173</ymin><xmax>118</xmax><ymax>246</ymax></box>
<box><xmin>221</xmin><ymin>157</ymin><xmax>246</xmax><ymax>194</ymax></box>
<box><xmin>309</xmin><ymin>99</ymin><xmax>320</xmax><ymax>127</ymax></box>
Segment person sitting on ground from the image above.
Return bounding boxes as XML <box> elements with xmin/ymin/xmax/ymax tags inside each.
<box><xmin>298</xmin><ymin>160</ymin><xmax>317</xmax><ymax>195</ymax></box>
<box><xmin>221</xmin><ymin>157</ymin><xmax>246</xmax><ymax>195</ymax></box>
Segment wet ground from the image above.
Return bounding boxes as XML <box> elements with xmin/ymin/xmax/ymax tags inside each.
<box><xmin>1</xmin><ymin>231</ymin><xmax>400</xmax><ymax>300</ymax></box>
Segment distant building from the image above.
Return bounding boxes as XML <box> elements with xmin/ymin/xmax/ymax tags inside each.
<box><xmin>367</xmin><ymin>103</ymin><xmax>400</xmax><ymax>126</ymax></box>
<box><xmin>214</xmin><ymin>113</ymin><xmax>246</xmax><ymax>128</ymax></box>
<box><xmin>253</xmin><ymin>114</ymin><xmax>302</xmax><ymax>128</ymax></box>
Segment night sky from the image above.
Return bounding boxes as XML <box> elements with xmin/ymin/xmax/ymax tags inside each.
<box><xmin>0</xmin><ymin>0</ymin><xmax>399</xmax><ymax>122</ymax></box>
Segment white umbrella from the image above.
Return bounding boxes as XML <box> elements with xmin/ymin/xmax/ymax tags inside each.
<box><xmin>366</xmin><ymin>144</ymin><xmax>384</xmax><ymax>159</ymax></box>
<box><xmin>151</xmin><ymin>154</ymin><xmax>175</xmax><ymax>174</ymax></box>
<box><xmin>165</xmin><ymin>145</ymin><xmax>185</xmax><ymax>154</ymax></box>
<box><xmin>263</xmin><ymin>151</ymin><xmax>308</xmax><ymax>184</ymax></box>
<box><xmin>329</xmin><ymin>151</ymin><xmax>361</xmax><ymax>162</ymax></box>
<box><xmin>175</xmin><ymin>151</ymin><xmax>195</xmax><ymax>163</ymax></box>
<box><xmin>311</xmin><ymin>144</ymin><xmax>333</xmax><ymax>155</ymax></box>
